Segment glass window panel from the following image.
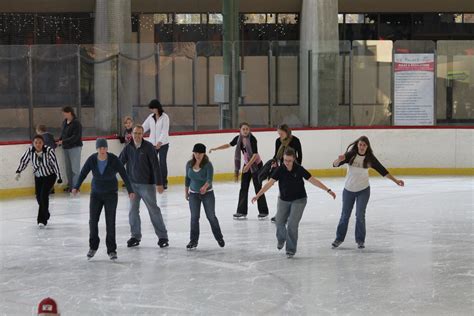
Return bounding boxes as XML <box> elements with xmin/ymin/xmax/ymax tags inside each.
<box><xmin>153</xmin><ymin>14</ymin><xmax>169</xmax><ymax>24</ymax></box>
<box><xmin>345</xmin><ymin>14</ymin><xmax>364</xmax><ymax>24</ymax></box>
<box><xmin>209</xmin><ymin>13</ymin><xmax>223</xmax><ymax>24</ymax></box>
<box><xmin>278</xmin><ymin>14</ymin><xmax>298</xmax><ymax>24</ymax></box>
<box><xmin>338</xmin><ymin>14</ymin><xmax>344</xmax><ymax>24</ymax></box>
<box><xmin>463</xmin><ymin>14</ymin><xmax>474</xmax><ymax>23</ymax></box>
<box><xmin>244</xmin><ymin>14</ymin><xmax>267</xmax><ymax>24</ymax></box>
<box><xmin>267</xmin><ymin>13</ymin><xmax>276</xmax><ymax>24</ymax></box>
<box><xmin>176</xmin><ymin>14</ymin><xmax>201</xmax><ymax>24</ymax></box>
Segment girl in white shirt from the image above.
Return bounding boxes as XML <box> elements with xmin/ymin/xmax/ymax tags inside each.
<box><xmin>142</xmin><ymin>99</ymin><xmax>170</xmax><ymax>189</ymax></box>
<box><xmin>332</xmin><ymin>136</ymin><xmax>404</xmax><ymax>249</ymax></box>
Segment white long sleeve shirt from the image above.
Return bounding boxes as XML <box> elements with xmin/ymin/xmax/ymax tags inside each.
<box><xmin>142</xmin><ymin>112</ymin><xmax>170</xmax><ymax>146</ymax></box>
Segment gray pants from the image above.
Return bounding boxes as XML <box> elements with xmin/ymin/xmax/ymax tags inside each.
<box><xmin>276</xmin><ymin>197</ymin><xmax>307</xmax><ymax>254</ymax></box>
<box><xmin>63</xmin><ymin>146</ymin><xmax>82</xmax><ymax>188</ymax></box>
<box><xmin>129</xmin><ymin>183</ymin><xmax>168</xmax><ymax>240</ymax></box>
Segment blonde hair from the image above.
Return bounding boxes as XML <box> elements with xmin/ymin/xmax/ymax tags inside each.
<box><xmin>123</xmin><ymin>116</ymin><xmax>133</xmax><ymax>124</ymax></box>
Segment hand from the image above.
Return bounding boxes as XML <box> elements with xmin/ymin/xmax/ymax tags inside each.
<box><xmin>338</xmin><ymin>154</ymin><xmax>345</xmax><ymax>161</ymax></box>
<box><xmin>57</xmin><ymin>178</ymin><xmax>63</xmax><ymax>184</ymax></box>
<box><xmin>14</xmin><ymin>173</ymin><xmax>20</xmax><ymax>181</ymax></box>
<box><xmin>129</xmin><ymin>193</ymin><xmax>136</xmax><ymax>200</ymax></box>
<box><xmin>71</xmin><ymin>189</ymin><xmax>78</xmax><ymax>196</ymax></box>
<box><xmin>199</xmin><ymin>186</ymin><xmax>207</xmax><ymax>195</ymax></box>
<box><xmin>328</xmin><ymin>190</ymin><xmax>336</xmax><ymax>199</ymax></box>
<box><xmin>242</xmin><ymin>165</ymin><xmax>250</xmax><ymax>174</ymax></box>
<box><xmin>157</xmin><ymin>185</ymin><xmax>164</xmax><ymax>194</ymax></box>
<box><xmin>234</xmin><ymin>172</ymin><xmax>239</xmax><ymax>183</ymax></box>
<box><xmin>251</xmin><ymin>196</ymin><xmax>258</xmax><ymax>204</ymax></box>
<box><xmin>185</xmin><ymin>192</ymin><xmax>189</xmax><ymax>201</ymax></box>
<box><xmin>396</xmin><ymin>179</ymin><xmax>405</xmax><ymax>187</ymax></box>
<box><xmin>271</xmin><ymin>161</ymin><xmax>278</xmax><ymax>168</ymax></box>
<box><xmin>209</xmin><ymin>149</ymin><xmax>214</xmax><ymax>154</ymax></box>
<box><xmin>156</xmin><ymin>142</ymin><xmax>162</xmax><ymax>150</ymax></box>
<box><xmin>57</xmin><ymin>140</ymin><xmax>62</xmax><ymax>146</ymax></box>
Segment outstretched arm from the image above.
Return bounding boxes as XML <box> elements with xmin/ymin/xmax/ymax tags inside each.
<box><xmin>251</xmin><ymin>179</ymin><xmax>276</xmax><ymax>203</ymax></box>
<box><xmin>308</xmin><ymin>177</ymin><xmax>336</xmax><ymax>199</ymax></box>
<box><xmin>209</xmin><ymin>143</ymin><xmax>231</xmax><ymax>153</ymax></box>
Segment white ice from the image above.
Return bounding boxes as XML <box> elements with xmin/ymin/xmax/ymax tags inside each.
<box><xmin>0</xmin><ymin>176</ymin><xmax>473</xmax><ymax>315</ymax></box>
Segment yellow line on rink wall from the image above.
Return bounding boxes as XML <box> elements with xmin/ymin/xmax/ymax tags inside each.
<box><xmin>0</xmin><ymin>168</ymin><xmax>472</xmax><ymax>200</ymax></box>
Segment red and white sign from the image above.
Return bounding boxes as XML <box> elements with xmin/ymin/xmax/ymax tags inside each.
<box><xmin>394</xmin><ymin>54</ymin><xmax>435</xmax><ymax>126</ymax></box>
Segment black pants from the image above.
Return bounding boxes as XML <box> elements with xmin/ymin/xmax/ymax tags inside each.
<box><xmin>34</xmin><ymin>174</ymin><xmax>56</xmax><ymax>225</ymax></box>
<box><xmin>237</xmin><ymin>164</ymin><xmax>269</xmax><ymax>215</ymax></box>
<box><xmin>157</xmin><ymin>144</ymin><xmax>169</xmax><ymax>187</ymax></box>
<box><xmin>89</xmin><ymin>192</ymin><xmax>118</xmax><ymax>253</ymax></box>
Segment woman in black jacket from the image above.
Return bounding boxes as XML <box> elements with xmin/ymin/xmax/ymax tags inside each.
<box><xmin>57</xmin><ymin>106</ymin><xmax>83</xmax><ymax>192</ymax></box>
<box><xmin>270</xmin><ymin>124</ymin><xmax>303</xmax><ymax>222</ymax></box>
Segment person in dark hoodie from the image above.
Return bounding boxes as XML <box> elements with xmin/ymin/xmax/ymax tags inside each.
<box><xmin>119</xmin><ymin>124</ymin><xmax>169</xmax><ymax>249</ymax></box>
<box><xmin>57</xmin><ymin>106</ymin><xmax>83</xmax><ymax>192</ymax></box>
<box><xmin>72</xmin><ymin>138</ymin><xmax>135</xmax><ymax>260</ymax></box>
<box><xmin>36</xmin><ymin>124</ymin><xmax>56</xmax><ymax>149</ymax></box>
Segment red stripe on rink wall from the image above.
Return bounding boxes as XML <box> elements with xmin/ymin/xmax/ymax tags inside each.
<box><xmin>0</xmin><ymin>125</ymin><xmax>473</xmax><ymax>146</ymax></box>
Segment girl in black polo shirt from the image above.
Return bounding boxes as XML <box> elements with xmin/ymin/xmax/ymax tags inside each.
<box><xmin>252</xmin><ymin>148</ymin><xmax>336</xmax><ymax>258</ymax></box>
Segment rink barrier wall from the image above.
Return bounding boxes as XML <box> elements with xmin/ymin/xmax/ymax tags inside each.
<box><xmin>1</xmin><ymin>127</ymin><xmax>472</xmax><ymax>199</ymax></box>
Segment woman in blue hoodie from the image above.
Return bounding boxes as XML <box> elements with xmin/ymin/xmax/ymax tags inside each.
<box><xmin>72</xmin><ymin>138</ymin><xmax>135</xmax><ymax>260</ymax></box>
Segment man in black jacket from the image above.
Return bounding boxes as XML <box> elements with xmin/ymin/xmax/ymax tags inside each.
<box><xmin>119</xmin><ymin>125</ymin><xmax>169</xmax><ymax>248</ymax></box>
<box><xmin>73</xmin><ymin>138</ymin><xmax>135</xmax><ymax>260</ymax></box>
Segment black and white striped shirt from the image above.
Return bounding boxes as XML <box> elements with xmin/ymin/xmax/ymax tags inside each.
<box><xmin>16</xmin><ymin>145</ymin><xmax>62</xmax><ymax>179</ymax></box>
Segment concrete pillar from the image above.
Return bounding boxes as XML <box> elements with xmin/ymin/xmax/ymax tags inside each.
<box><xmin>94</xmin><ymin>0</ymin><xmax>132</xmax><ymax>134</ymax></box>
<box><xmin>222</xmin><ymin>0</ymin><xmax>240</xmax><ymax>128</ymax></box>
<box><xmin>300</xmin><ymin>0</ymin><xmax>339</xmax><ymax>126</ymax></box>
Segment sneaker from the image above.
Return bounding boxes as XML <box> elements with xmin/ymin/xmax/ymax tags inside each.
<box><xmin>357</xmin><ymin>242</ymin><xmax>365</xmax><ymax>249</ymax></box>
<box><xmin>127</xmin><ymin>237</ymin><xmax>140</xmax><ymax>247</ymax></box>
<box><xmin>38</xmin><ymin>223</ymin><xmax>45</xmax><ymax>229</ymax></box>
<box><xmin>332</xmin><ymin>240</ymin><xmax>343</xmax><ymax>248</ymax></box>
<box><xmin>108</xmin><ymin>252</ymin><xmax>118</xmax><ymax>260</ymax></box>
<box><xmin>271</xmin><ymin>216</ymin><xmax>276</xmax><ymax>223</ymax></box>
<box><xmin>277</xmin><ymin>240</ymin><xmax>285</xmax><ymax>250</ymax></box>
<box><xmin>217</xmin><ymin>239</ymin><xmax>225</xmax><ymax>247</ymax></box>
<box><xmin>258</xmin><ymin>214</ymin><xmax>268</xmax><ymax>220</ymax></box>
<box><xmin>158</xmin><ymin>238</ymin><xmax>169</xmax><ymax>248</ymax></box>
<box><xmin>233</xmin><ymin>213</ymin><xmax>247</xmax><ymax>220</ymax></box>
<box><xmin>286</xmin><ymin>252</ymin><xmax>295</xmax><ymax>258</ymax></box>
<box><xmin>186</xmin><ymin>241</ymin><xmax>198</xmax><ymax>250</ymax></box>
<box><xmin>87</xmin><ymin>249</ymin><xmax>97</xmax><ymax>259</ymax></box>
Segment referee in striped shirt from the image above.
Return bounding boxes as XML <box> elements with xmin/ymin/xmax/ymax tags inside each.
<box><xmin>15</xmin><ymin>134</ymin><xmax>62</xmax><ymax>227</ymax></box>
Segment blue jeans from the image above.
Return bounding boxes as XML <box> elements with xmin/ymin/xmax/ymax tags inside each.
<box><xmin>276</xmin><ymin>197</ymin><xmax>307</xmax><ymax>254</ymax></box>
<box><xmin>189</xmin><ymin>191</ymin><xmax>223</xmax><ymax>242</ymax></box>
<box><xmin>64</xmin><ymin>146</ymin><xmax>82</xmax><ymax>189</ymax></box>
<box><xmin>336</xmin><ymin>186</ymin><xmax>371</xmax><ymax>243</ymax></box>
<box><xmin>129</xmin><ymin>183</ymin><xmax>168</xmax><ymax>240</ymax></box>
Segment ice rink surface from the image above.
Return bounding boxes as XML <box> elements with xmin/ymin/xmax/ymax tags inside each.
<box><xmin>0</xmin><ymin>176</ymin><xmax>472</xmax><ymax>315</ymax></box>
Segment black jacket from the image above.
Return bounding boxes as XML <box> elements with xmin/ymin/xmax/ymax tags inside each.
<box><xmin>74</xmin><ymin>153</ymin><xmax>133</xmax><ymax>194</ymax></box>
<box><xmin>119</xmin><ymin>140</ymin><xmax>163</xmax><ymax>185</ymax></box>
<box><xmin>60</xmin><ymin>119</ymin><xmax>83</xmax><ymax>149</ymax></box>
<box><xmin>273</xmin><ymin>136</ymin><xmax>302</xmax><ymax>165</ymax></box>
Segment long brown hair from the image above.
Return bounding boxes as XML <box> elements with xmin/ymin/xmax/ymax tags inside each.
<box><xmin>278</xmin><ymin>124</ymin><xmax>292</xmax><ymax>138</ymax></box>
<box><xmin>345</xmin><ymin>136</ymin><xmax>376</xmax><ymax>168</ymax></box>
<box><xmin>188</xmin><ymin>154</ymin><xmax>210</xmax><ymax>169</ymax></box>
